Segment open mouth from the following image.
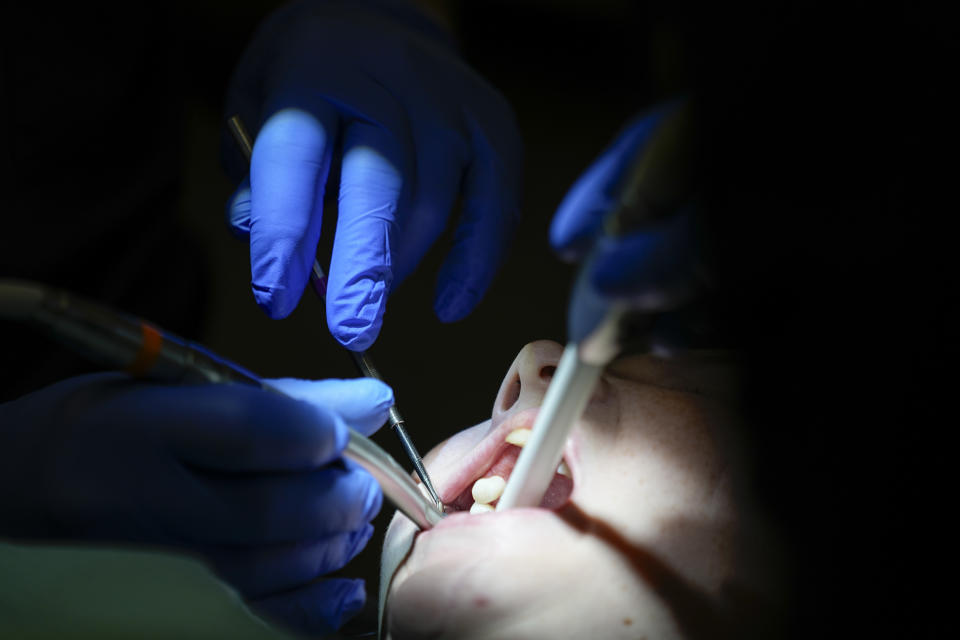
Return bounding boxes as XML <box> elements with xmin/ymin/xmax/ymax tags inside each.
<box><xmin>437</xmin><ymin>407</ymin><xmax>575</xmax><ymax>515</ymax></box>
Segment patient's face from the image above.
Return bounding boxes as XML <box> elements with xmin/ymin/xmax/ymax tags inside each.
<box><xmin>381</xmin><ymin>341</ymin><xmax>778</xmax><ymax>639</ymax></box>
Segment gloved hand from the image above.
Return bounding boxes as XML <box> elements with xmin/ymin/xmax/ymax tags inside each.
<box><xmin>550</xmin><ymin>108</ymin><xmax>697</xmax><ymax>304</ymax></box>
<box><xmin>224</xmin><ymin>0</ymin><xmax>522</xmax><ymax>351</ymax></box>
<box><xmin>0</xmin><ymin>374</ymin><xmax>393</xmax><ymax>635</ymax></box>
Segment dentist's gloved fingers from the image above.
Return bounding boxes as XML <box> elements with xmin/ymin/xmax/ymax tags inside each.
<box><xmin>208</xmin><ymin>525</ymin><xmax>374</xmax><ymax>600</ymax></box>
<box><xmin>267</xmin><ymin>377</ymin><xmax>394</xmax><ymax>436</ymax></box>
<box><xmin>326</xmin><ymin>122</ymin><xmax>404</xmax><ymax>351</ymax></box>
<box><xmin>222</xmin><ymin>3</ymin><xmax>524</xmax><ymax>341</ymax></box>
<box><xmin>76</xmin><ymin>381</ymin><xmax>348</xmax><ymax>473</ymax></box>
<box><xmin>550</xmin><ymin>112</ymin><xmax>667</xmax><ymax>260</ymax></box>
<box><xmin>433</xmin><ymin>121</ymin><xmax>522</xmax><ymax>323</ymax></box>
<box><xmin>226</xmin><ymin>176</ymin><xmax>252</xmax><ymax>237</ymax></box>
<box><xmin>549</xmin><ymin>149</ymin><xmax>623</xmax><ymax>260</ymax></box>
<box><xmin>249</xmin><ymin>106</ymin><xmax>339</xmax><ymax>319</ymax></box>
<box><xmin>159</xmin><ymin>385</ymin><xmax>349</xmax><ymax>472</ymax></box>
<box><xmin>590</xmin><ymin>211</ymin><xmax>698</xmax><ymax>299</ymax></box>
<box><xmin>191</xmin><ymin>465</ymin><xmax>381</xmax><ymax>545</ymax></box>
<box><xmin>251</xmin><ymin>577</ymin><xmax>367</xmax><ymax>636</ymax></box>
<box><xmin>389</xmin><ymin>143</ymin><xmax>464</xmax><ymax>286</ymax></box>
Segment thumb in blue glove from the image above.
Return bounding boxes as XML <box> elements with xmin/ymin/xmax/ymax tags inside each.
<box><xmin>0</xmin><ymin>374</ymin><xmax>393</xmax><ymax>635</ymax></box>
<box><xmin>224</xmin><ymin>0</ymin><xmax>522</xmax><ymax>351</ymax></box>
<box><xmin>549</xmin><ymin>107</ymin><xmax>699</xmax><ymax>305</ymax></box>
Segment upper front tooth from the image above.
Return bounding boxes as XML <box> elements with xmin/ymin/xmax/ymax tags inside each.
<box><xmin>472</xmin><ymin>475</ymin><xmax>506</xmax><ymax>504</ymax></box>
<box><xmin>505</xmin><ymin>428</ymin><xmax>531</xmax><ymax>446</ymax></box>
<box><xmin>557</xmin><ymin>461</ymin><xmax>571</xmax><ymax>477</ymax></box>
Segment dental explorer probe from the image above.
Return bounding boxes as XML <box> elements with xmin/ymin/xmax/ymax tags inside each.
<box><xmin>0</xmin><ymin>279</ymin><xmax>446</xmax><ymax>531</ymax></box>
<box><xmin>226</xmin><ymin>115</ymin><xmax>444</xmax><ymax>511</ymax></box>
<box><xmin>498</xmin><ymin>105</ymin><xmax>697</xmax><ymax>511</ymax></box>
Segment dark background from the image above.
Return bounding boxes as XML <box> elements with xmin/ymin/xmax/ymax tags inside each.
<box><xmin>2</xmin><ymin>0</ymin><xmax>954</xmax><ymax>637</ymax></box>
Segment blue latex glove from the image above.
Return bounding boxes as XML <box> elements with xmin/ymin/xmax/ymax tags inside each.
<box><xmin>550</xmin><ymin>109</ymin><xmax>697</xmax><ymax>303</ymax></box>
<box><xmin>224</xmin><ymin>0</ymin><xmax>522</xmax><ymax>351</ymax></box>
<box><xmin>0</xmin><ymin>374</ymin><xmax>393</xmax><ymax>635</ymax></box>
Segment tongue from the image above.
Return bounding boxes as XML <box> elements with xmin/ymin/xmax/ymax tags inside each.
<box><xmin>539</xmin><ymin>473</ymin><xmax>574</xmax><ymax>510</ymax></box>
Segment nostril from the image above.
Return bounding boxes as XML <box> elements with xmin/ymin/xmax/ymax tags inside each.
<box><xmin>539</xmin><ymin>365</ymin><xmax>556</xmax><ymax>382</ymax></box>
<box><xmin>501</xmin><ymin>375</ymin><xmax>521</xmax><ymax>412</ymax></box>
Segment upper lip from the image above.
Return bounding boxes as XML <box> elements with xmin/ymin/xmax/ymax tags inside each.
<box><xmin>431</xmin><ymin>406</ymin><xmax>578</xmax><ymax>509</ymax></box>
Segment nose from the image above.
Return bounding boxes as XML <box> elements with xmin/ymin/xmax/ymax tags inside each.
<box><xmin>493</xmin><ymin>340</ymin><xmax>564</xmax><ymax>422</ymax></box>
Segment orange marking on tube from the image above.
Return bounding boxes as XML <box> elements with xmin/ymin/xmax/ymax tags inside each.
<box><xmin>126</xmin><ymin>323</ymin><xmax>163</xmax><ymax>376</ymax></box>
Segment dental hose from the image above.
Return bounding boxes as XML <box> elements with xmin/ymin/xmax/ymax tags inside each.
<box><xmin>0</xmin><ymin>279</ymin><xmax>446</xmax><ymax>530</ymax></box>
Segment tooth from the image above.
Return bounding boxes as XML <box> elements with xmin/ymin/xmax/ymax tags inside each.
<box><xmin>472</xmin><ymin>475</ymin><xmax>506</xmax><ymax>504</ymax></box>
<box><xmin>557</xmin><ymin>461</ymin><xmax>571</xmax><ymax>477</ymax></box>
<box><xmin>470</xmin><ymin>502</ymin><xmax>495</xmax><ymax>515</ymax></box>
<box><xmin>505</xmin><ymin>428</ymin><xmax>531</xmax><ymax>446</ymax></box>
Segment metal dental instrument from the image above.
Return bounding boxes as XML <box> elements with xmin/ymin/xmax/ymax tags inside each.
<box><xmin>498</xmin><ymin>105</ymin><xmax>697</xmax><ymax>511</ymax></box>
<box><xmin>226</xmin><ymin>115</ymin><xmax>444</xmax><ymax>511</ymax></box>
<box><xmin>0</xmin><ymin>279</ymin><xmax>446</xmax><ymax>531</ymax></box>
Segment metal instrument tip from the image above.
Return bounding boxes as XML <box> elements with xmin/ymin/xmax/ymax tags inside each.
<box><xmin>391</xmin><ymin>419</ymin><xmax>443</xmax><ymax>510</ymax></box>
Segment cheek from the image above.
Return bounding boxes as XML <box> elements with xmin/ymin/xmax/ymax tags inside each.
<box><xmin>573</xmin><ymin>415</ymin><xmax>648</xmax><ymax>518</ymax></box>
<box><xmin>577</xmin><ymin>430</ymin><xmax>712</xmax><ymax>547</ymax></box>
<box><xmin>576</xmin><ymin>385</ymin><xmax>726</xmax><ymax>522</ymax></box>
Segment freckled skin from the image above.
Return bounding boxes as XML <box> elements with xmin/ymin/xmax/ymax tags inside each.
<box><xmin>384</xmin><ymin>341</ymin><xmax>782</xmax><ymax>640</ymax></box>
